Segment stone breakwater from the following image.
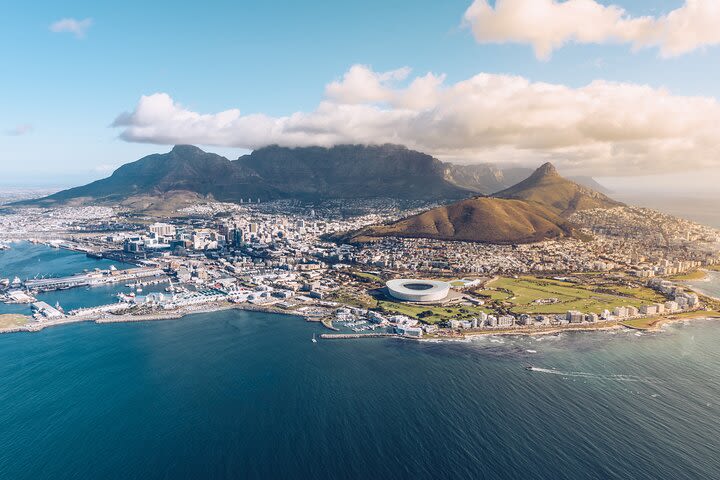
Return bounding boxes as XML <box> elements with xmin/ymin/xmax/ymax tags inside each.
<box><xmin>320</xmin><ymin>333</ymin><xmax>398</xmax><ymax>339</ymax></box>
<box><xmin>0</xmin><ymin>302</ymin><xmax>309</xmax><ymax>335</ymax></box>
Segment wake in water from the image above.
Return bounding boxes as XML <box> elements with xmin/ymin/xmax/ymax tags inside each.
<box><xmin>527</xmin><ymin>366</ymin><xmax>659</xmax><ymax>384</ymax></box>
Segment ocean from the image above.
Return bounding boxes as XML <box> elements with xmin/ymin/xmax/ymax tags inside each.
<box><xmin>612</xmin><ymin>193</ymin><xmax>720</xmax><ymax>229</ymax></box>
<box><xmin>0</xmin><ymin>242</ymin><xmax>162</xmax><ymax>316</ymax></box>
<box><xmin>1</xmin><ymin>245</ymin><xmax>720</xmax><ymax>479</ymax></box>
<box><xmin>685</xmin><ymin>270</ymin><xmax>720</xmax><ymax>300</ymax></box>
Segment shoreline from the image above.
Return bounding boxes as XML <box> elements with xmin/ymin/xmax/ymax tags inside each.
<box><xmin>2</xmin><ymin>301</ymin><xmax>719</xmax><ymax>340</ymax></box>
<box><xmin>0</xmin><ymin>302</ymin><xmax>309</xmax><ymax>335</ymax></box>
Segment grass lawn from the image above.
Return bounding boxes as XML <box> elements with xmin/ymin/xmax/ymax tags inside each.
<box><xmin>0</xmin><ymin>314</ymin><xmax>29</xmax><ymax>330</ymax></box>
<box><xmin>485</xmin><ymin>276</ymin><xmax>664</xmax><ymax>315</ymax></box>
<box><xmin>376</xmin><ymin>300</ymin><xmax>490</xmax><ymax>324</ymax></box>
<box><xmin>351</xmin><ymin>272</ymin><xmax>383</xmax><ymax>284</ymax></box>
<box><xmin>327</xmin><ymin>290</ymin><xmax>378</xmax><ymax>310</ymax></box>
<box><xmin>475</xmin><ymin>289</ymin><xmax>512</xmax><ymax>301</ymax></box>
<box><xmin>670</xmin><ymin>270</ymin><xmax>708</xmax><ymax>281</ymax></box>
<box><xmin>602</xmin><ymin>286</ymin><xmax>666</xmax><ymax>303</ymax></box>
<box><xmin>623</xmin><ymin>311</ymin><xmax>720</xmax><ymax>330</ymax></box>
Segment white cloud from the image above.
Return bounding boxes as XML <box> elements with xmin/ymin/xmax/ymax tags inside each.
<box><xmin>113</xmin><ymin>65</ymin><xmax>720</xmax><ymax>176</ymax></box>
<box><xmin>325</xmin><ymin>65</ymin><xmax>412</xmax><ymax>104</ymax></box>
<box><xmin>50</xmin><ymin>18</ymin><xmax>93</xmax><ymax>39</ymax></box>
<box><xmin>5</xmin><ymin>124</ymin><xmax>33</xmax><ymax>136</ymax></box>
<box><xmin>463</xmin><ymin>0</ymin><xmax>720</xmax><ymax>59</ymax></box>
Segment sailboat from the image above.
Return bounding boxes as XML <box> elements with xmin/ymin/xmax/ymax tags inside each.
<box><xmin>312</xmin><ymin>333</ymin><xmax>317</xmax><ymax>343</ymax></box>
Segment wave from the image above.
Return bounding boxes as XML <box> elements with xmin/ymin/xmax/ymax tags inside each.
<box><xmin>527</xmin><ymin>366</ymin><xmax>659</xmax><ymax>384</ymax></box>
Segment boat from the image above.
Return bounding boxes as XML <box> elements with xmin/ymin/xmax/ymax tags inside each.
<box><xmin>312</xmin><ymin>333</ymin><xmax>317</xmax><ymax>343</ymax></box>
<box><xmin>524</xmin><ymin>364</ymin><xmax>534</xmax><ymax>371</ymax></box>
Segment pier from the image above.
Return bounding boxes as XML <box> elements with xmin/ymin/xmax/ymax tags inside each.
<box><xmin>319</xmin><ymin>333</ymin><xmax>397</xmax><ymax>340</ymax></box>
<box><xmin>23</xmin><ymin>267</ymin><xmax>165</xmax><ymax>291</ymax></box>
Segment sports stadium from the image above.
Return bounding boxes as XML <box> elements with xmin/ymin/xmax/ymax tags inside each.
<box><xmin>386</xmin><ymin>279</ymin><xmax>451</xmax><ymax>303</ymax></box>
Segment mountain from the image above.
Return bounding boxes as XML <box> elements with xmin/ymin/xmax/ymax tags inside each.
<box><xmin>34</xmin><ymin>145</ymin><xmax>265</xmax><ymax>206</ymax></box>
<box><xmin>22</xmin><ymin>145</ymin><xmax>615</xmax><ymax>216</ymax></box>
<box><xmin>493</xmin><ymin>163</ymin><xmax>623</xmax><ymax>217</ymax></box>
<box><xmin>442</xmin><ymin>164</ymin><xmax>532</xmax><ymax>194</ymax></box>
<box><xmin>442</xmin><ymin>164</ymin><xmax>610</xmax><ymax>195</ymax></box>
<box><xmin>567</xmin><ymin>176</ymin><xmax>613</xmax><ymax>195</ymax></box>
<box><xmin>235</xmin><ymin>144</ymin><xmax>469</xmax><ymax>200</ymax></box>
<box><xmin>337</xmin><ymin>162</ymin><xmax>619</xmax><ymax>244</ymax></box>
<box><xmin>337</xmin><ymin>196</ymin><xmax>577</xmax><ymax>245</ymax></box>
<box><xmin>23</xmin><ymin>145</ymin><xmax>471</xmax><ymax>208</ymax></box>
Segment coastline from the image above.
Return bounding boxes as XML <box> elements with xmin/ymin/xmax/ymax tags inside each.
<box><xmin>419</xmin><ymin>311</ymin><xmax>720</xmax><ymax>341</ymax></box>
<box><xmin>0</xmin><ymin>302</ymin><xmax>309</xmax><ymax>335</ymax></box>
<box><xmin>3</xmin><ymin>301</ymin><xmax>719</xmax><ymax>339</ymax></box>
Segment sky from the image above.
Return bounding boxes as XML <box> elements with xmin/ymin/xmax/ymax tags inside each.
<box><xmin>1</xmin><ymin>0</ymin><xmax>720</xmax><ymax>193</ymax></box>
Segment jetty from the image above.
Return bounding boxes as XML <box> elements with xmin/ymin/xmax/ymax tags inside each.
<box><xmin>319</xmin><ymin>333</ymin><xmax>397</xmax><ymax>340</ymax></box>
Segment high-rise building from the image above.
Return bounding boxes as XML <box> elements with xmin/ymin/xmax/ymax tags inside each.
<box><xmin>148</xmin><ymin>222</ymin><xmax>176</xmax><ymax>237</ymax></box>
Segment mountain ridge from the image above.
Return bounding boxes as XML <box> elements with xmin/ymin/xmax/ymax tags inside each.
<box><xmin>337</xmin><ymin>162</ymin><xmax>620</xmax><ymax>244</ymax></box>
<box><xmin>493</xmin><ymin>162</ymin><xmax>623</xmax><ymax>217</ymax></box>
<box><xmin>24</xmin><ymin>144</ymin><xmax>472</xmax><ymax>207</ymax></box>
<box><xmin>19</xmin><ymin>145</ymin><xmax>614</xmax><ymax>213</ymax></box>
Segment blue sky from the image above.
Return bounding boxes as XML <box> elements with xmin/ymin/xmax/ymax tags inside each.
<box><xmin>2</xmin><ymin>0</ymin><xmax>719</xmax><ymax>191</ymax></box>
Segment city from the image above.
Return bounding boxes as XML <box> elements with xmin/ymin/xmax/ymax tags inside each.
<box><xmin>1</xmin><ymin>198</ymin><xmax>718</xmax><ymax>338</ymax></box>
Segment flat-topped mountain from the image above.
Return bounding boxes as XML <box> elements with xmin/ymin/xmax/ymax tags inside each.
<box><xmin>24</xmin><ymin>144</ymin><xmax>471</xmax><ymax>208</ymax></box>
<box><xmin>21</xmin><ymin>146</ymin><xmax>616</xmax><ymax>219</ymax></box>
<box><xmin>493</xmin><ymin>162</ymin><xmax>623</xmax><ymax>217</ymax></box>
<box><xmin>236</xmin><ymin>144</ymin><xmax>468</xmax><ymax>199</ymax></box>
<box><xmin>338</xmin><ymin>196</ymin><xmax>577</xmax><ymax>245</ymax></box>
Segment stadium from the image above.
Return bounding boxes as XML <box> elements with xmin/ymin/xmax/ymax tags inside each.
<box><xmin>386</xmin><ymin>279</ymin><xmax>451</xmax><ymax>303</ymax></box>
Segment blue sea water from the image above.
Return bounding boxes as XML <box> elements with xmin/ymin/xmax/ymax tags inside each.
<box><xmin>0</xmin><ymin>242</ymin><xmax>155</xmax><ymax>315</ymax></box>
<box><xmin>686</xmin><ymin>270</ymin><xmax>720</xmax><ymax>300</ymax></box>
<box><xmin>1</xmin><ymin>245</ymin><xmax>720</xmax><ymax>479</ymax></box>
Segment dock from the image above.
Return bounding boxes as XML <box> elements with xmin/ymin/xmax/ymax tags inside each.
<box><xmin>319</xmin><ymin>333</ymin><xmax>397</xmax><ymax>340</ymax></box>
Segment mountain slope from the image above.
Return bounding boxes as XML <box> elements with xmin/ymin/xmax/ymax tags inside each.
<box><xmin>442</xmin><ymin>163</ymin><xmax>610</xmax><ymax>195</ymax></box>
<box><xmin>493</xmin><ymin>163</ymin><xmax>622</xmax><ymax>217</ymax></box>
<box><xmin>236</xmin><ymin>144</ymin><xmax>469</xmax><ymax>199</ymax></box>
<box><xmin>33</xmin><ymin>145</ymin><xmax>268</xmax><ymax>206</ymax></box>
<box><xmin>24</xmin><ymin>144</ymin><xmax>471</xmax><ymax>207</ymax></box>
<box><xmin>339</xmin><ymin>196</ymin><xmax>576</xmax><ymax>245</ymax></box>
<box><xmin>442</xmin><ymin>164</ymin><xmax>530</xmax><ymax>195</ymax></box>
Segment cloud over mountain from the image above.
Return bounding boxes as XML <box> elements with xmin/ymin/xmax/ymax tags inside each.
<box><xmin>113</xmin><ymin>65</ymin><xmax>720</xmax><ymax>176</ymax></box>
<box><xmin>463</xmin><ymin>0</ymin><xmax>720</xmax><ymax>59</ymax></box>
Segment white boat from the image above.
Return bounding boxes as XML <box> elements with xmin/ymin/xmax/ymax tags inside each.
<box><xmin>312</xmin><ymin>333</ymin><xmax>317</xmax><ymax>343</ymax></box>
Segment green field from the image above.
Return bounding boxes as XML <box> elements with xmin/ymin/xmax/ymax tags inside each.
<box><xmin>376</xmin><ymin>300</ymin><xmax>490</xmax><ymax>324</ymax></box>
<box><xmin>483</xmin><ymin>276</ymin><xmax>664</xmax><ymax>315</ymax></box>
<box><xmin>670</xmin><ymin>270</ymin><xmax>708</xmax><ymax>281</ymax></box>
<box><xmin>0</xmin><ymin>314</ymin><xmax>29</xmax><ymax>330</ymax></box>
<box><xmin>327</xmin><ymin>290</ymin><xmax>378</xmax><ymax>309</ymax></box>
<box><xmin>623</xmin><ymin>311</ymin><xmax>720</xmax><ymax>330</ymax></box>
<box><xmin>350</xmin><ymin>271</ymin><xmax>383</xmax><ymax>284</ymax></box>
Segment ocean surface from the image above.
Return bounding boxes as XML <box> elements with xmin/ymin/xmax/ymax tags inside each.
<box><xmin>0</xmin><ymin>242</ymin><xmax>164</xmax><ymax>316</ymax></box>
<box><xmin>612</xmin><ymin>193</ymin><xmax>720</xmax><ymax>229</ymax></box>
<box><xmin>1</xmin><ymin>245</ymin><xmax>720</xmax><ymax>479</ymax></box>
<box><xmin>686</xmin><ymin>270</ymin><xmax>720</xmax><ymax>300</ymax></box>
